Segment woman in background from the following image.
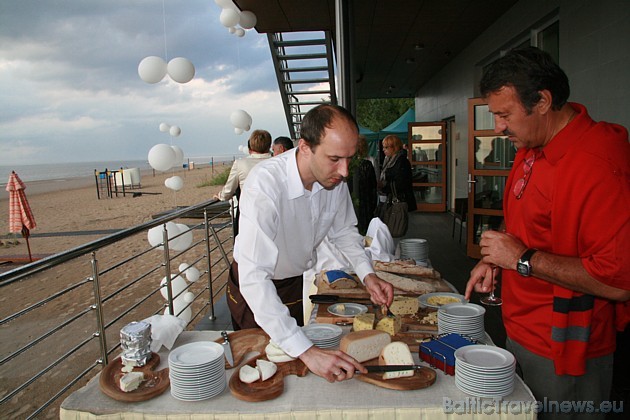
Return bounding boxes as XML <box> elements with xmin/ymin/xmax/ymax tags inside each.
<box><xmin>348</xmin><ymin>135</ymin><xmax>377</xmax><ymax>234</ymax></box>
<box><xmin>377</xmin><ymin>134</ymin><xmax>416</xmax><ymax>220</ymax></box>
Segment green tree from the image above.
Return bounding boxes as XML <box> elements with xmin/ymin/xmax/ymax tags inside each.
<box><xmin>357</xmin><ymin>98</ymin><xmax>414</xmax><ymax>131</ymax></box>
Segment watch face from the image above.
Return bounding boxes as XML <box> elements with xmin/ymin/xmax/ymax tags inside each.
<box><xmin>517</xmin><ymin>262</ymin><xmax>530</xmax><ymax>276</ymax></box>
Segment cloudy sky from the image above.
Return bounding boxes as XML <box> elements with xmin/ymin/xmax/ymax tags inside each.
<box><xmin>0</xmin><ymin>0</ymin><xmax>289</xmax><ymax>166</ymax></box>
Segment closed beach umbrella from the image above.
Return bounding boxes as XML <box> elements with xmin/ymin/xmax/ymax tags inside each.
<box><xmin>6</xmin><ymin>171</ymin><xmax>36</xmax><ymax>262</ymax></box>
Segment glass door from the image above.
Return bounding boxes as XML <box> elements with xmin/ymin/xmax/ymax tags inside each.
<box><xmin>466</xmin><ymin>98</ymin><xmax>515</xmax><ymax>258</ymax></box>
<box><xmin>408</xmin><ymin>122</ymin><xmax>447</xmax><ymax>212</ymax></box>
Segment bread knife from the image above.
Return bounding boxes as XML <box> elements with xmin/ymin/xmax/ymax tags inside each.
<box><xmin>309</xmin><ymin>294</ymin><xmax>375</xmax><ymax>304</ymax></box>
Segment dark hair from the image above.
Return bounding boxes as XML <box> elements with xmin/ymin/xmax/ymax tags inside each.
<box><xmin>480</xmin><ymin>47</ymin><xmax>570</xmax><ymax>113</ymax></box>
<box><xmin>273</xmin><ymin>136</ymin><xmax>294</xmax><ymax>150</ymax></box>
<box><xmin>300</xmin><ymin>104</ymin><xmax>359</xmax><ymax>147</ymax></box>
<box><xmin>248</xmin><ymin>129</ymin><xmax>272</xmax><ymax>153</ymax></box>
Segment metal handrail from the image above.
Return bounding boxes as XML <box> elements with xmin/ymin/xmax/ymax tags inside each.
<box><xmin>0</xmin><ymin>197</ymin><xmax>235</xmax><ymax>419</ymax></box>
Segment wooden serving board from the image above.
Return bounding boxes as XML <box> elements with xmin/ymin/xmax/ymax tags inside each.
<box><xmin>354</xmin><ymin>359</ymin><xmax>437</xmax><ymax>390</ymax></box>
<box><xmin>213</xmin><ymin>328</ymin><xmax>269</xmax><ymax>369</ymax></box>
<box><xmin>99</xmin><ymin>352</ymin><xmax>170</xmax><ymax>402</ymax></box>
<box><xmin>229</xmin><ymin>355</ymin><xmax>309</xmax><ymax>402</ymax></box>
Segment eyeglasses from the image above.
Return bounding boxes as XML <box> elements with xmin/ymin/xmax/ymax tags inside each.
<box><xmin>513</xmin><ymin>151</ymin><xmax>539</xmax><ymax>199</ymax></box>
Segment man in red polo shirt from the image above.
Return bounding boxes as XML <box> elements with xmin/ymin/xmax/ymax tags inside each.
<box><xmin>465</xmin><ymin>47</ymin><xmax>629</xmax><ymax>419</ymax></box>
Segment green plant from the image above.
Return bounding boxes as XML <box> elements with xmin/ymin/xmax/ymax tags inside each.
<box><xmin>196</xmin><ymin>167</ymin><xmax>231</xmax><ymax>188</ymax></box>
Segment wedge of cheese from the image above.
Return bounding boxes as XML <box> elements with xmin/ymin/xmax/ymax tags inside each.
<box><xmin>376</xmin><ymin>315</ymin><xmax>402</xmax><ymax>336</ymax></box>
<box><xmin>389</xmin><ymin>296</ymin><xmax>419</xmax><ymax>316</ymax></box>
<box><xmin>353</xmin><ymin>313</ymin><xmax>375</xmax><ymax>331</ymax></box>
<box><xmin>322</xmin><ymin>270</ymin><xmax>358</xmax><ymax>289</ymax></box>
<box><xmin>239</xmin><ymin>364</ymin><xmax>261</xmax><ymax>383</ymax></box>
<box><xmin>119</xmin><ymin>371</ymin><xmax>144</xmax><ymax>392</ymax></box>
<box><xmin>379</xmin><ymin>342</ymin><xmax>414</xmax><ymax>380</ymax></box>
<box><xmin>340</xmin><ymin>330</ymin><xmax>391</xmax><ymax>363</ymax></box>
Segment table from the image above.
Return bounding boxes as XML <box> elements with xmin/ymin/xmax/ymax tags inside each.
<box><xmin>61</xmin><ymin>331</ymin><xmax>537</xmax><ymax>420</ymax></box>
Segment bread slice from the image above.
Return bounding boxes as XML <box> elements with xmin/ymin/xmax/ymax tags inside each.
<box><xmin>375</xmin><ymin>271</ymin><xmax>436</xmax><ymax>294</ymax></box>
<box><xmin>379</xmin><ymin>342</ymin><xmax>414</xmax><ymax>380</ymax></box>
<box><xmin>340</xmin><ymin>330</ymin><xmax>391</xmax><ymax>363</ymax></box>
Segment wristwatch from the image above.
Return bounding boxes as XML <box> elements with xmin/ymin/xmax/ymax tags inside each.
<box><xmin>516</xmin><ymin>248</ymin><xmax>537</xmax><ymax>277</ymax></box>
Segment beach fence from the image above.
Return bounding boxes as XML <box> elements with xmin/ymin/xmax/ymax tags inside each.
<box><xmin>94</xmin><ymin>167</ymin><xmax>143</xmax><ymax>199</ymax></box>
<box><xmin>0</xmin><ymin>198</ymin><xmax>235</xmax><ymax>419</ymax></box>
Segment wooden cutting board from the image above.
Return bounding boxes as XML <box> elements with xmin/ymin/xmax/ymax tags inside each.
<box><xmin>354</xmin><ymin>359</ymin><xmax>437</xmax><ymax>390</ymax></box>
<box><xmin>213</xmin><ymin>328</ymin><xmax>269</xmax><ymax>369</ymax></box>
<box><xmin>229</xmin><ymin>355</ymin><xmax>309</xmax><ymax>402</ymax></box>
<box><xmin>99</xmin><ymin>352</ymin><xmax>170</xmax><ymax>402</ymax></box>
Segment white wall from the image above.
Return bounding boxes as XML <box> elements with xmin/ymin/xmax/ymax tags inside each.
<box><xmin>415</xmin><ymin>0</ymin><xmax>629</xmax><ymax>203</ymax></box>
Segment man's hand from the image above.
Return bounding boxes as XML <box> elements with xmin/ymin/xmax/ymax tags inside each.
<box><xmin>298</xmin><ymin>346</ymin><xmax>366</xmax><ymax>382</ymax></box>
<box><xmin>479</xmin><ymin>230</ymin><xmax>526</xmax><ymax>270</ymax></box>
<box><xmin>364</xmin><ymin>273</ymin><xmax>394</xmax><ymax>307</ymax></box>
<box><xmin>464</xmin><ymin>261</ymin><xmax>497</xmax><ymax>300</ymax></box>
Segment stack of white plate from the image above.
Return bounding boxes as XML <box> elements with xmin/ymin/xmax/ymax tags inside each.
<box><xmin>438</xmin><ymin>302</ymin><xmax>486</xmax><ymax>341</ymax></box>
<box><xmin>454</xmin><ymin>345</ymin><xmax>516</xmax><ymax>397</ymax></box>
<box><xmin>399</xmin><ymin>238</ymin><xmax>429</xmax><ymax>264</ymax></box>
<box><xmin>168</xmin><ymin>341</ymin><xmax>227</xmax><ymax>401</ymax></box>
<box><xmin>302</xmin><ymin>324</ymin><xmax>343</xmax><ymax>349</ymax></box>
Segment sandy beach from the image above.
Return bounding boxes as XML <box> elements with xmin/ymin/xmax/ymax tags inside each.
<box><xmin>0</xmin><ymin>163</ymin><xmax>232</xmax><ymax>258</ymax></box>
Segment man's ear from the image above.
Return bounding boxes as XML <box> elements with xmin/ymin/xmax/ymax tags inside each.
<box><xmin>536</xmin><ymin>90</ymin><xmax>553</xmax><ymax>114</ymax></box>
<box><xmin>297</xmin><ymin>139</ymin><xmax>312</xmax><ymax>156</ymax></box>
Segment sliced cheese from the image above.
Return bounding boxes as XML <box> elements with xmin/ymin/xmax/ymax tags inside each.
<box><xmin>340</xmin><ymin>330</ymin><xmax>391</xmax><ymax>363</ymax></box>
<box><xmin>389</xmin><ymin>296</ymin><xmax>420</xmax><ymax>316</ymax></box>
<box><xmin>256</xmin><ymin>359</ymin><xmax>278</xmax><ymax>381</ymax></box>
<box><xmin>379</xmin><ymin>342</ymin><xmax>414</xmax><ymax>380</ymax></box>
<box><xmin>119</xmin><ymin>371</ymin><xmax>144</xmax><ymax>392</ymax></box>
<box><xmin>353</xmin><ymin>313</ymin><xmax>375</xmax><ymax>332</ymax></box>
<box><xmin>239</xmin><ymin>364</ymin><xmax>261</xmax><ymax>383</ymax></box>
<box><xmin>376</xmin><ymin>315</ymin><xmax>402</xmax><ymax>336</ymax></box>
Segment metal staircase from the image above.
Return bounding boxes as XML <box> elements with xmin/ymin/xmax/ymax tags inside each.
<box><xmin>267</xmin><ymin>31</ymin><xmax>337</xmax><ymax>140</ymax></box>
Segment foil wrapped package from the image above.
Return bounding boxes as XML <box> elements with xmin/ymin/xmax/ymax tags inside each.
<box><xmin>120</xmin><ymin>321</ymin><xmax>152</xmax><ymax>367</ymax></box>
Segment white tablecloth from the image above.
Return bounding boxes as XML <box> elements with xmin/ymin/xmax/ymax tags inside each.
<box><xmin>61</xmin><ymin>331</ymin><xmax>537</xmax><ymax>420</ymax></box>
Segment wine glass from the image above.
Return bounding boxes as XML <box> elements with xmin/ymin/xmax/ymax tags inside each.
<box><xmin>480</xmin><ymin>266</ymin><xmax>503</xmax><ymax>306</ymax></box>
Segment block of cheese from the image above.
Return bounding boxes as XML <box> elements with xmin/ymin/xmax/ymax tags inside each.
<box><xmin>239</xmin><ymin>364</ymin><xmax>261</xmax><ymax>383</ymax></box>
<box><xmin>389</xmin><ymin>296</ymin><xmax>420</xmax><ymax>316</ymax></box>
<box><xmin>265</xmin><ymin>341</ymin><xmax>297</xmax><ymax>363</ymax></box>
<box><xmin>322</xmin><ymin>270</ymin><xmax>358</xmax><ymax>289</ymax></box>
<box><xmin>119</xmin><ymin>371</ymin><xmax>144</xmax><ymax>392</ymax></box>
<box><xmin>256</xmin><ymin>359</ymin><xmax>278</xmax><ymax>381</ymax></box>
<box><xmin>353</xmin><ymin>313</ymin><xmax>375</xmax><ymax>331</ymax></box>
<box><xmin>379</xmin><ymin>342</ymin><xmax>414</xmax><ymax>380</ymax></box>
<box><xmin>340</xmin><ymin>330</ymin><xmax>391</xmax><ymax>363</ymax></box>
<box><xmin>376</xmin><ymin>315</ymin><xmax>402</xmax><ymax>336</ymax></box>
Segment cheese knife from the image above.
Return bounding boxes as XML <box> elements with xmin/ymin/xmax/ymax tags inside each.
<box><xmin>309</xmin><ymin>294</ymin><xmax>375</xmax><ymax>305</ymax></box>
<box><xmin>221</xmin><ymin>331</ymin><xmax>234</xmax><ymax>367</ymax></box>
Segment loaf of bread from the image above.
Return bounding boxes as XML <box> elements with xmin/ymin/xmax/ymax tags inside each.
<box><xmin>389</xmin><ymin>296</ymin><xmax>420</xmax><ymax>316</ymax></box>
<box><xmin>375</xmin><ymin>271</ymin><xmax>436</xmax><ymax>294</ymax></box>
<box><xmin>379</xmin><ymin>342</ymin><xmax>414</xmax><ymax>380</ymax></box>
<box><xmin>353</xmin><ymin>313</ymin><xmax>375</xmax><ymax>331</ymax></box>
<box><xmin>374</xmin><ymin>260</ymin><xmax>440</xmax><ymax>279</ymax></box>
<box><xmin>339</xmin><ymin>330</ymin><xmax>391</xmax><ymax>363</ymax></box>
<box><xmin>376</xmin><ymin>315</ymin><xmax>402</xmax><ymax>336</ymax></box>
<box><xmin>321</xmin><ymin>270</ymin><xmax>358</xmax><ymax>289</ymax></box>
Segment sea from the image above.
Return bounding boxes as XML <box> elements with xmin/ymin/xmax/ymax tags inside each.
<box><xmin>0</xmin><ymin>156</ymin><xmax>235</xmax><ymax>187</ymax></box>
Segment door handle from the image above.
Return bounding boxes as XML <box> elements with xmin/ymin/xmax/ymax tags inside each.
<box><xmin>467</xmin><ymin>174</ymin><xmax>476</xmax><ymax>193</ymax></box>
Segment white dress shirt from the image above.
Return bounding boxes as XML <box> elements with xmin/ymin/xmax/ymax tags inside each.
<box><xmin>218</xmin><ymin>152</ymin><xmax>271</xmax><ymax>201</ymax></box>
<box><xmin>234</xmin><ymin>148</ymin><xmax>374</xmax><ymax>357</ymax></box>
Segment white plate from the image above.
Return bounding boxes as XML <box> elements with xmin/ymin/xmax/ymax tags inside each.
<box><xmin>454</xmin><ymin>345</ymin><xmax>515</xmax><ymax>369</ymax></box>
<box><xmin>302</xmin><ymin>324</ymin><xmax>343</xmax><ymax>341</ymax></box>
<box><xmin>168</xmin><ymin>342</ymin><xmax>224</xmax><ymax>367</ymax></box>
<box><xmin>327</xmin><ymin>303</ymin><xmax>368</xmax><ymax>317</ymax></box>
<box><xmin>419</xmin><ymin>292</ymin><xmax>467</xmax><ymax>309</ymax></box>
<box><xmin>439</xmin><ymin>302</ymin><xmax>485</xmax><ymax>317</ymax></box>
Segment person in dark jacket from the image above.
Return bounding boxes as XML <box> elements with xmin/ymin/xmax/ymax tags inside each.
<box><xmin>348</xmin><ymin>135</ymin><xmax>377</xmax><ymax>234</ymax></box>
<box><xmin>377</xmin><ymin>134</ymin><xmax>416</xmax><ymax>215</ymax></box>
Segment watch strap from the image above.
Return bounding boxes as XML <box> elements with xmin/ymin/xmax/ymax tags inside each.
<box><xmin>520</xmin><ymin>248</ymin><xmax>537</xmax><ymax>263</ymax></box>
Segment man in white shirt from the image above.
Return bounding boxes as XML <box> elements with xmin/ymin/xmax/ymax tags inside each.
<box><xmin>227</xmin><ymin>104</ymin><xmax>393</xmax><ymax>382</ymax></box>
<box><xmin>213</xmin><ymin>130</ymin><xmax>272</xmax><ymax>235</ymax></box>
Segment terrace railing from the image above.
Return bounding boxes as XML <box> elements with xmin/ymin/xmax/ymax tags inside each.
<box><xmin>0</xmin><ymin>198</ymin><xmax>234</xmax><ymax>419</ymax></box>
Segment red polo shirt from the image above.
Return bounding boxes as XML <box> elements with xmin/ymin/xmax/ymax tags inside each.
<box><xmin>502</xmin><ymin>103</ymin><xmax>630</xmax><ymax>375</ymax></box>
